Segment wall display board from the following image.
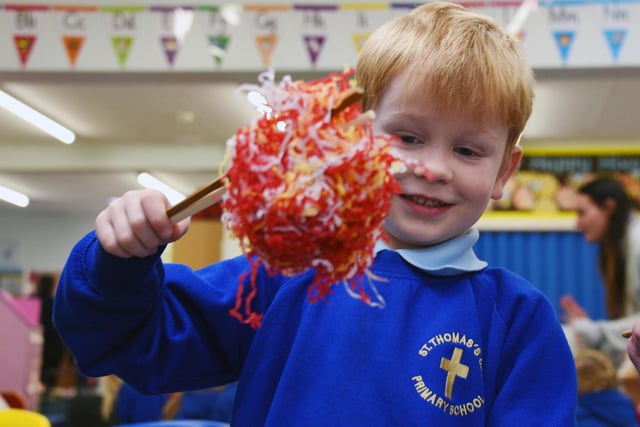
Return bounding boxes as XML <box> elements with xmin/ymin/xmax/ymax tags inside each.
<box><xmin>0</xmin><ymin>0</ymin><xmax>639</xmax><ymax>73</ymax></box>
<box><xmin>482</xmin><ymin>147</ymin><xmax>640</xmax><ymax>226</ymax></box>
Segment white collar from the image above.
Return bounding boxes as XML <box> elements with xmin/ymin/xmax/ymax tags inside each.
<box><xmin>374</xmin><ymin>228</ymin><xmax>487</xmax><ymax>276</ymax></box>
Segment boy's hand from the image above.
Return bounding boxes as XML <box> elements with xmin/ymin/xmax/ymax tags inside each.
<box><xmin>95</xmin><ymin>189</ymin><xmax>190</xmax><ymax>258</ymax></box>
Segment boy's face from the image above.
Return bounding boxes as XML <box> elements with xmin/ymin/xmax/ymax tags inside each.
<box><xmin>374</xmin><ymin>72</ymin><xmax>522</xmax><ymax>249</ymax></box>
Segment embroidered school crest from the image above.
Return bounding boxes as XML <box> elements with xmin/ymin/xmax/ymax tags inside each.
<box><xmin>411</xmin><ymin>331</ymin><xmax>486</xmax><ymax>416</ymax></box>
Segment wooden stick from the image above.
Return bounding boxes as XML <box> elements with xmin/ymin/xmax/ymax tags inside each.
<box><xmin>166</xmin><ymin>174</ymin><xmax>227</xmax><ymax>223</ymax></box>
<box><xmin>331</xmin><ymin>87</ymin><xmax>364</xmax><ymax>115</ymax></box>
<box><xmin>342</xmin><ymin>110</ymin><xmax>376</xmax><ymax>130</ymax></box>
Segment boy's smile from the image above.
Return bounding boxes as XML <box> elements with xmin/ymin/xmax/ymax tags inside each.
<box><xmin>373</xmin><ymin>71</ymin><xmax>521</xmax><ymax>250</ymax></box>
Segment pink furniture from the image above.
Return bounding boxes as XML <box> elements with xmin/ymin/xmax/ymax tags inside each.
<box><xmin>0</xmin><ymin>289</ymin><xmax>42</xmax><ymax>410</ymax></box>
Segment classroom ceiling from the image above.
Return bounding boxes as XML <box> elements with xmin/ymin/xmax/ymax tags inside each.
<box><xmin>1</xmin><ymin>67</ymin><xmax>640</xmax><ymax>217</ymax></box>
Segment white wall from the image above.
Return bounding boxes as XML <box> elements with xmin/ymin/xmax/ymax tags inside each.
<box><xmin>0</xmin><ymin>211</ymin><xmax>243</xmax><ymax>277</ymax></box>
<box><xmin>0</xmin><ymin>212</ymin><xmax>94</xmax><ymax>273</ymax></box>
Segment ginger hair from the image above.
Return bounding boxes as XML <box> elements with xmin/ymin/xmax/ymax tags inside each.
<box><xmin>356</xmin><ymin>2</ymin><xmax>535</xmax><ymax>161</ymax></box>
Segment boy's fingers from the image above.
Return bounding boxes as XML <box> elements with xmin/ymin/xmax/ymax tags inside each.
<box><xmin>107</xmin><ymin>206</ymin><xmax>151</xmax><ymax>258</ymax></box>
<box><xmin>95</xmin><ymin>189</ymin><xmax>189</xmax><ymax>258</ymax></box>
<box><xmin>140</xmin><ymin>191</ymin><xmax>176</xmax><ymax>241</ymax></box>
<box><xmin>95</xmin><ymin>223</ymin><xmax>127</xmax><ymax>258</ymax></box>
<box><xmin>169</xmin><ymin>219</ymin><xmax>191</xmax><ymax>243</ymax></box>
<box><xmin>124</xmin><ymin>203</ymin><xmax>164</xmax><ymax>255</ymax></box>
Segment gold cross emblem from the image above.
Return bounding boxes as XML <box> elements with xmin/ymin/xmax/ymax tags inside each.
<box><xmin>440</xmin><ymin>347</ymin><xmax>469</xmax><ymax>399</ymax></box>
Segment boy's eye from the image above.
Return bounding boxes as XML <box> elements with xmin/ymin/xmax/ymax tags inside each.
<box><xmin>398</xmin><ymin>134</ymin><xmax>420</xmax><ymax>145</ymax></box>
<box><xmin>455</xmin><ymin>146</ymin><xmax>480</xmax><ymax>157</ymax></box>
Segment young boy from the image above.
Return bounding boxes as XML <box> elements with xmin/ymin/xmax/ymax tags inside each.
<box><xmin>575</xmin><ymin>349</ymin><xmax>638</xmax><ymax>426</ymax></box>
<box><xmin>53</xmin><ymin>3</ymin><xmax>577</xmax><ymax>425</ymax></box>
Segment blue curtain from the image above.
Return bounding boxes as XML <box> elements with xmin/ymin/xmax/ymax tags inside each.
<box><xmin>475</xmin><ymin>230</ymin><xmax>606</xmax><ymax>321</ymax></box>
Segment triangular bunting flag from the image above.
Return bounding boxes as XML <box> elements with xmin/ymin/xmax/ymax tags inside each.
<box><xmin>14</xmin><ymin>35</ymin><xmax>36</xmax><ymax>67</ymax></box>
<box><xmin>553</xmin><ymin>31</ymin><xmax>574</xmax><ymax>64</ymax></box>
<box><xmin>111</xmin><ymin>36</ymin><xmax>133</xmax><ymax>68</ymax></box>
<box><xmin>63</xmin><ymin>35</ymin><xmax>85</xmax><ymax>67</ymax></box>
<box><xmin>303</xmin><ymin>35</ymin><xmax>325</xmax><ymax>67</ymax></box>
<box><xmin>208</xmin><ymin>35</ymin><xmax>229</xmax><ymax>66</ymax></box>
<box><xmin>351</xmin><ymin>33</ymin><xmax>369</xmax><ymax>54</ymax></box>
<box><xmin>161</xmin><ymin>36</ymin><xmax>179</xmax><ymax>66</ymax></box>
<box><xmin>604</xmin><ymin>29</ymin><xmax>626</xmax><ymax>62</ymax></box>
<box><xmin>255</xmin><ymin>34</ymin><xmax>278</xmax><ymax>68</ymax></box>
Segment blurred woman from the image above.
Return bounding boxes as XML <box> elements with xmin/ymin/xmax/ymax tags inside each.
<box><xmin>35</xmin><ymin>274</ymin><xmax>66</xmax><ymax>390</ymax></box>
<box><xmin>562</xmin><ymin>176</ymin><xmax>640</xmax><ymax>366</ymax></box>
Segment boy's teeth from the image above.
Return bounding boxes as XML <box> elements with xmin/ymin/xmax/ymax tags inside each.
<box><xmin>407</xmin><ymin>195</ymin><xmax>444</xmax><ymax>207</ymax></box>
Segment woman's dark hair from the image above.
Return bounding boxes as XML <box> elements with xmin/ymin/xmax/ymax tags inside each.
<box><xmin>578</xmin><ymin>177</ymin><xmax>633</xmax><ymax>318</ymax></box>
<box><xmin>37</xmin><ymin>274</ymin><xmax>55</xmax><ymax>297</ymax></box>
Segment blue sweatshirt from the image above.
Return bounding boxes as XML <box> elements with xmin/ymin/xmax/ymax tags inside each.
<box><xmin>53</xmin><ymin>229</ymin><xmax>577</xmax><ymax>426</ymax></box>
<box><xmin>576</xmin><ymin>389</ymin><xmax>638</xmax><ymax>427</ymax></box>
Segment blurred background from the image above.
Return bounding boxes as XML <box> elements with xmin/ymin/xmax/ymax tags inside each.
<box><xmin>1</xmin><ymin>0</ymin><xmax>639</xmax><ymax>425</ymax></box>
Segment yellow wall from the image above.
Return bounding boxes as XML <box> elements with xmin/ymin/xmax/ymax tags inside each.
<box><xmin>171</xmin><ymin>219</ymin><xmax>222</xmax><ymax>269</ymax></box>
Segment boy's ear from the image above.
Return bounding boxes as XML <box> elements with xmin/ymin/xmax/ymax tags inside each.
<box><xmin>491</xmin><ymin>145</ymin><xmax>522</xmax><ymax>200</ymax></box>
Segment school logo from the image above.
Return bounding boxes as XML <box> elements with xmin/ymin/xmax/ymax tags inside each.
<box><xmin>412</xmin><ymin>331</ymin><xmax>485</xmax><ymax>417</ymax></box>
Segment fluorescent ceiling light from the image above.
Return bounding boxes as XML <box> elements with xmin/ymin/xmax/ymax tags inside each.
<box><xmin>0</xmin><ymin>89</ymin><xmax>76</xmax><ymax>144</ymax></box>
<box><xmin>137</xmin><ymin>172</ymin><xmax>185</xmax><ymax>205</ymax></box>
<box><xmin>0</xmin><ymin>184</ymin><xmax>29</xmax><ymax>208</ymax></box>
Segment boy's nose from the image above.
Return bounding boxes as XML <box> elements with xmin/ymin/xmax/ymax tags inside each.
<box><xmin>412</xmin><ymin>152</ymin><xmax>452</xmax><ymax>183</ymax></box>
